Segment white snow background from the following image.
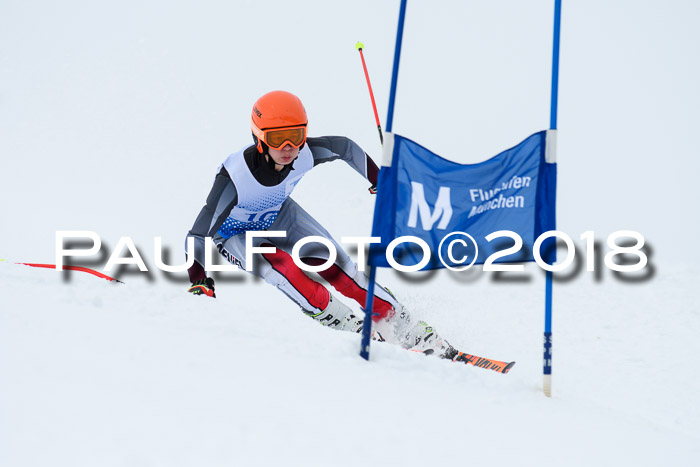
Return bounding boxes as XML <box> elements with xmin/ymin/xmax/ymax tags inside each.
<box><xmin>1</xmin><ymin>1</ymin><xmax>699</xmax><ymax>466</ymax></box>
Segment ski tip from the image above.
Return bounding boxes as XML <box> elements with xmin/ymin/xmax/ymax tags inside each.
<box><xmin>502</xmin><ymin>361</ymin><xmax>516</xmax><ymax>374</ymax></box>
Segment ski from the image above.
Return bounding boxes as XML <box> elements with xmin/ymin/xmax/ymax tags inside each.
<box><xmin>451</xmin><ymin>351</ymin><xmax>515</xmax><ymax>374</ymax></box>
<box><xmin>424</xmin><ymin>348</ymin><xmax>515</xmax><ymax>374</ymax></box>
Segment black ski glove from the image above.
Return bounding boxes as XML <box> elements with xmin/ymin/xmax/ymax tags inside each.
<box><xmin>188</xmin><ymin>277</ymin><xmax>216</xmax><ymax>298</ymax></box>
<box><xmin>368</xmin><ymin>184</ymin><xmax>377</xmax><ymax>195</ymax></box>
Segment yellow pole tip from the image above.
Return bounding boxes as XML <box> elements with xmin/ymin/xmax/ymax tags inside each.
<box><xmin>355</xmin><ymin>42</ymin><xmax>364</xmax><ymax>51</ymax></box>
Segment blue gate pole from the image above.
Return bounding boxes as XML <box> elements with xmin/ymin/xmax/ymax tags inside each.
<box><xmin>360</xmin><ymin>0</ymin><xmax>408</xmax><ymax>360</ymax></box>
<box><xmin>544</xmin><ymin>0</ymin><xmax>562</xmax><ymax>397</ymax></box>
<box><xmin>385</xmin><ymin>0</ymin><xmax>407</xmax><ymax>135</ymax></box>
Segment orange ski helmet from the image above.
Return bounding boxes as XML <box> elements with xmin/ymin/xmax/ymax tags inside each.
<box><xmin>251</xmin><ymin>91</ymin><xmax>308</xmax><ymax>153</ymax></box>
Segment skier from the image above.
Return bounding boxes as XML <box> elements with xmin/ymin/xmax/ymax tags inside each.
<box><xmin>185</xmin><ymin>90</ymin><xmax>451</xmax><ymax>356</ymax></box>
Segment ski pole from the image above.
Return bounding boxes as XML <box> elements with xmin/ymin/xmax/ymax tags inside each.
<box><xmin>12</xmin><ymin>261</ymin><xmax>123</xmax><ymax>283</ymax></box>
<box><xmin>357</xmin><ymin>1</ymin><xmax>408</xmax><ymax>360</ymax></box>
<box><xmin>355</xmin><ymin>41</ymin><xmax>383</xmax><ymax>359</ymax></box>
<box><xmin>355</xmin><ymin>42</ymin><xmax>384</xmax><ymax>144</ymax></box>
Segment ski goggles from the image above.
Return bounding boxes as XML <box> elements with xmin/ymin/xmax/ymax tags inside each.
<box><xmin>252</xmin><ymin>123</ymin><xmax>307</xmax><ymax>149</ymax></box>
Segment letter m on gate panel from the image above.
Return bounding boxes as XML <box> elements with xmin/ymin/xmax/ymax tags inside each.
<box><xmin>407</xmin><ymin>182</ymin><xmax>453</xmax><ymax>231</ymax></box>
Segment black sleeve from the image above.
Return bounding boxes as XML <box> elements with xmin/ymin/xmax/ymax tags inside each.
<box><xmin>307</xmin><ymin>136</ymin><xmax>379</xmax><ymax>185</ymax></box>
<box><xmin>185</xmin><ymin>167</ymin><xmax>238</xmax><ymax>281</ymax></box>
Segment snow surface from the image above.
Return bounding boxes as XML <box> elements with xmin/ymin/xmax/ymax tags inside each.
<box><xmin>2</xmin><ymin>1</ymin><xmax>700</xmax><ymax>466</ymax></box>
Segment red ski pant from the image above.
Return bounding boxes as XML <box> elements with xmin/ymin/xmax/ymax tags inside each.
<box><xmin>261</xmin><ymin>248</ymin><xmax>394</xmax><ymax>321</ymax></box>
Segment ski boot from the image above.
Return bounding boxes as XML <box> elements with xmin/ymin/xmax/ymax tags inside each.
<box><xmin>304</xmin><ymin>294</ymin><xmax>364</xmax><ymax>333</ymax></box>
<box><xmin>404</xmin><ymin>320</ymin><xmax>456</xmax><ymax>359</ymax></box>
<box><xmin>304</xmin><ymin>295</ymin><xmax>386</xmax><ymax>341</ymax></box>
